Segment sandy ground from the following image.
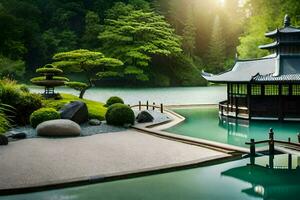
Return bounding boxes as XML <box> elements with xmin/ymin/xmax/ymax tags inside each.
<box><xmin>0</xmin><ymin>130</ymin><xmax>229</xmax><ymax>190</ymax></box>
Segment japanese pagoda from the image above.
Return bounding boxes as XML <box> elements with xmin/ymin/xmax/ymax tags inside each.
<box><xmin>202</xmin><ymin>15</ymin><xmax>300</xmax><ymax>121</ymax></box>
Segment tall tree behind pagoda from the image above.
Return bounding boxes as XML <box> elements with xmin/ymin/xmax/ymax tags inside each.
<box><xmin>206</xmin><ymin>16</ymin><xmax>226</xmax><ymax>74</ymax></box>
<box><xmin>182</xmin><ymin>4</ymin><xmax>196</xmax><ymax>58</ymax></box>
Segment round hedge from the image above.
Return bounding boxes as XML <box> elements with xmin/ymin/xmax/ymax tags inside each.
<box><xmin>106</xmin><ymin>96</ymin><xmax>124</xmax><ymax>107</ymax></box>
<box><xmin>105</xmin><ymin>103</ymin><xmax>134</xmax><ymax>126</ymax></box>
<box><xmin>30</xmin><ymin>108</ymin><xmax>61</xmax><ymax>128</ymax></box>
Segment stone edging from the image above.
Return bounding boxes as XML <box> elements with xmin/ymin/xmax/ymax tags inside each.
<box><xmin>132</xmin><ymin>107</ymin><xmax>249</xmax><ymax>154</ymax></box>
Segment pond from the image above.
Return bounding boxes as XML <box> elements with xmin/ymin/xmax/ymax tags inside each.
<box><xmin>2</xmin><ymin>154</ymin><xmax>299</xmax><ymax>200</ymax></box>
<box><xmin>29</xmin><ymin>85</ymin><xmax>226</xmax><ymax>105</ymax></box>
<box><xmin>167</xmin><ymin>107</ymin><xmax>300</xmax><ymax>147</ymax></box>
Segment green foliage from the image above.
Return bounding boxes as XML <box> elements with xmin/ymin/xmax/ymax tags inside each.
<box><xmin>36</xmin><ymin>68</ymin><xmax>63</xmax><ymax>74</ymax></box>
<box><xmin>0</xmin><ymin>104</ymin><xmax>12</xmax><ymax>134</ymax></box>
<box><xmin>99</xmin><ymin>4</ymin><xmax>182</xmax><ymax>82</ymax></box>
<box><xmin>0</xmin><ymin>79</ymin><xmax>42</xmax><ymax>125</ymax></box>
<box><xmin>53</xmin><ymin>49</ymin><xmax>123</xmax><ymax>98</ymax></box>
<box><xmin>0</xmin><ymin>56</ymin><xmax>25</xmax><ymax>79</ymax></box>
<box><xmin>42</xmin><ymin>93</ymin><xmax>107</xmax><ymax>121</ymax></box>
<box><xmin>105</xmin><ymin>103</ymin><xmax>135</xmax><ymax>126</ymax></box>
<box><xmin>30</xmin><ymin>108</ymin><xmax>61</xmax><ymax>128</ymax></box>
<box><xmin>182</xmin><ymin>6</ymin><xmax>196</xmax><ymax>57</ymax></box>
<box><xmin>81</xmin><ymin>11</ymin><xmax>102</xmax><ymax>49</ymax></box>
<box><xmin>105</xmin><ymin>96</ymin><xmax>124</xmax><ymax>107</ymax></box>
<box><xmin>65</xmin><ymin>82</ymin><xmax>88</xmax><ymax>91</ymax></box>
<box><xmin>30</xmin><ymin>76</ymin><xmax>70</xmax><ymax>82</ymax></box>
<box><xmin>206</xmin><ymin>16</ymin><xmax>226</xmax><ymax>74</ymax></box>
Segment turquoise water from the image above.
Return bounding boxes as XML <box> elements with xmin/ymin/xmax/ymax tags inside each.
<box><xmin>29</xmin><ymin>85</ymin><xmax>226</xmax><ymax>105</ymax></box>
<box><xmin>167</xmin><ymin>107</ymin><xmax>300</xmax><ymax>147</ymax></box>
<box><xmin>2</xmin><ymin>154</ymin><xmax>300</xmax><ymax>200</ymax></box>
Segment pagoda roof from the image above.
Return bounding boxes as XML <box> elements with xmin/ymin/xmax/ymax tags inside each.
<box><xmin>253</xmin><ymin>73</ymin><xmax>300</xmax><ymax>82</ymax></box>
<box><xmin>259</xmin><ymin>41</ymin><xmax>300</xmax><ymax>49</ymax></box>
<box><xmin>202</xmin><ymin>55</ymin><xmax>300</xmax><ymax>83</ymax></box>
<box><xmin>265</xmin><ymin>26</ymin><xmax>300</xmax><ymax>37</ymax></box>
<box><xmin>202</xmin><ymin>57</ymin><xmax>277</xmax><ymax>83</ymax></box>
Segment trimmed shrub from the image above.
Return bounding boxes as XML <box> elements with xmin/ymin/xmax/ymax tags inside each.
<box><xmin>36</xmin><ymin>67</ymin><xmax>63</xmax><ymax>74</ymax></box>
<box><xmin>30</xmin><ymin>108</ymin><xmax>61</xmax><ymax>128</ymax></box>
<box><xmin>105</xmin><ymin>96</ymin><xmax>124</xmax><ymax>107</ymax></box>
<box><xmin>105</xmin><ymin>103</ymin><xmax>134</xmax><ymax>126</ymax></box>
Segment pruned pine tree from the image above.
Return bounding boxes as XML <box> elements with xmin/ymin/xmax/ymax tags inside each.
<box><xmin>52</xmin><ymin>49</ymin><xmax>123</xmax><ymax>98</ymax></box>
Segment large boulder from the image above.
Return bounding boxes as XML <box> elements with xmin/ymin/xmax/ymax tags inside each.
<box><xmin>59</xmin><ymin>101</ymin><xmax>88</xmax><ymax>124</ymax></box>
<box><xmin>37</xmin><ymin>119</ymin><xmax>81</xmax><ymax>137</ymax></box>
<box><xmin>136</xmin><ymin>111</ymin><xmax>154</xmax><ymax>123</ymax></box>
<box><xmin>0</xmin><ymin>135</ymin><xmax>8</xmax><ymax>145</ymax></box>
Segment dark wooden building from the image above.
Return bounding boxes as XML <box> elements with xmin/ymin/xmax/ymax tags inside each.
<box><xmin>202</xmin><ymin>15</ymin><xmax>300</xmax><ymax>121</ymax></box>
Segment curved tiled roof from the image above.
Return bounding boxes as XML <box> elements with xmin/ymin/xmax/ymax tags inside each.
<box><xmin>202</xmin><ymin>57</ymin><xmax>277</xmax><ymax>83</ymax></box>
<box><xmin>253</xmin><ymin>73</ymin><xmax>300</xmax><ymax>82</ymax></box>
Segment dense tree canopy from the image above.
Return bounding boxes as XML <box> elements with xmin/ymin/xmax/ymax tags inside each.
<box><xmin>1</xmin><ymin>0</ymin><xmax>300</xmax><ymax>85</ymax></box>
<box><xmin>99</xmin><ymin>4</ymin><xmax>182</xmax><ymax>82</ymax></box>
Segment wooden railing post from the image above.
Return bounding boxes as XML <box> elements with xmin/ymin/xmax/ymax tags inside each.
<box><xmin>160</xmin><ymin>103</ymin><xmax>163</xmax><ymax>113</ymax></box>
<box><xmin>269</xmin><ymin>128</ymin><xmax>274</xmax><ymax>155</ymax></box>
<box><xmin>250</xmin><ymin>139</ymin><xmax>256</xmax><ymax>157</ymax></box>
<box><xmin>146</xmin><ymin>101</ymin><xmax>149</xmax><ymax>110</ymax></box>
<box><xmin>139</xmin><ymin>101</ymin><xmax>141</xmax><ymax>111</ymax></box>
<box><xmin>298</xmin><ymin>133</ymin><xmax>300</xmax><ymax>143</ymax></box>
<box><xmin>153</xmin><ymin>102</ymin><xmax>155</xmax><ymax>110</ymax></box>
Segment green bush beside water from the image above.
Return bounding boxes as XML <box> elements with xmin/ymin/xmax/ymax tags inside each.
<box><xmin>105</xmin><ymin>103</ymin><xmax>134</xmax><ymax>126</ymax></box>
<box><xmin>30</xmin><ymin>108</ymin><xmax>61</xmax><ymax>128</ymax></box>
<box><xmin>105</xmin><ymin>96</ymin><xmax>124</xmax><ymax>107</ymax></box>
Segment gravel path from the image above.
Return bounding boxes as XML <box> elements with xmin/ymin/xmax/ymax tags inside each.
<box><xmin>0</xmin><ymin>130</ymin><xmax>229</xmax><ymax>191</ymax></box>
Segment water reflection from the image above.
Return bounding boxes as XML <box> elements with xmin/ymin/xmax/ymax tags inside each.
<box><xmin>218</xmin><ymin>115</ymin><xmax>300</xmax><ymax>146</ymax></box>
<box><xmin>222</xmin><ymin>154</ymin><xmax>300</xmax><ymax>199</ymax></box>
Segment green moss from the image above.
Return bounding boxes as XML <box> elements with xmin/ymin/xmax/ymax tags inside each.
<box><xmin>42</xmin><ymin>93</ymin><xmax>107</xmax><ymax>120</ymax></box>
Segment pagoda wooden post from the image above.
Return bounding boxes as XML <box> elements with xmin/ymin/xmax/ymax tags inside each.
<box><xmin>279</xmin><ymin>84</ymin><xmax>283</xmax><ymax>120</ymax></box>
<box><xmin>269</xmin><ymin>128</ymin><xmax>275</xmax><ymax>155</ymax></box>
<box><xmin>247</xmin><ymin>84</ymin><xmax>251</xmax><ymax>119</ymax></box>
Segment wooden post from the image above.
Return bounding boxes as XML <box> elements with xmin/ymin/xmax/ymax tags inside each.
<box><xmin>146</xmin><ymin>101</ymin><xmax>149</xmax><ymax>110</ymax></box>
<box><xmin>250</xmin><ymin>139</ymin><xmax>256</xmax><ymax>157</ymax></box>
<box><xmin>288</xmin><ymin>154</ymin><xmax>292</xmax><ymax>170</ymax></box>
<box><xmin>139</xmin><ymin>101</ymin><xmax>141</xmax><ymax>111</ymax></box>
<box><xmin>298</xmin><ymin>133</ymin><xmax>300</xmax><ymax>143</ymax></box>
<box><xmin>160</xmin><ymin>104</ymin><xmax>164</xmax><ymax>113</ymax></box>
<box><xmin>153</xmin><ymin>102</ymin><xmax>155</xmax><ymax>110</ymax></box>
<box><xmin>288</xmin><ymin>137</ymin><xmax>291</xmax><ymax>143</ymax></box>
<box><xmin>269</xmin><ymin>128</ymin><xmax>274</xmax><ymax>155</ymax></box>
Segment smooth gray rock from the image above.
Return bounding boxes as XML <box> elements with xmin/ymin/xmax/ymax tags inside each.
<box><xmin>0</xmin><ymin>135</ymin><xmax>8</xmax><ymax>145</ymax></box>
<box><xmin>37</xmin><ymin>119</ymin><xmax>81</xmax><ymax>137</ymax></box>
<box><xmin>59</xmin><ymin>101</ymin><xmax>88</xmax><ymax>124</ymax></box>
<box><xmin>6</xmin><ymin>131</ymin><xmax>27</xmax><ymax>139</ymax></box>
<box><xmin>136</xmin><ymin>111</ymin><xmax>154</xmax><ymax>123</ymax></box>
<box><xmin>88</xmin><ymin>119</ymin><xmax>102</xmax><ymax>126</ymax></box>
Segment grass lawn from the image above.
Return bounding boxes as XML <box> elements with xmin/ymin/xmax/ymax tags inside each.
<box><xmin>42</xmin><ymin>93</ymin><xmax>107</xmax><ymax>120</ymax></box>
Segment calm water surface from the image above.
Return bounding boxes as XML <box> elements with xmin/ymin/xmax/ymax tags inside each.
<box><xmin>2</xmin><ymin>154</ymin><xmax>300</xmax><ymax>200</ymax></box>
<box><xmin>29</xmin><ymin>86</ymin><xmax>226</xmax><ymax>105</ymax></box>
<box><xmin>167</xmin><ymin>107</ymin><xmax>300</xmax><ymax>147</ymax></box>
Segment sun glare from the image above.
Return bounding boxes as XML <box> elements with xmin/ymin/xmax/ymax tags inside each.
<box><xmin>218</xmin><ymin>0</ymin><xmax>225</xmax><ymax>6</ymax></box>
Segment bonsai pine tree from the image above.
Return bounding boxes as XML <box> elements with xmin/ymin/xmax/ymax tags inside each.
<box><xmin>52</xmin><ymin>49</ymin><xmax>123</xmax><ymax>98</ymax></box>
<box><xmin>30</xmin><ymin>64</ymin><xmax>69</xmax><ymax>98</ymax></box>
<box><xmin>64</xmin><ymin>81</ymin><xmax>88</xmax><ymax>99</ymax></box>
